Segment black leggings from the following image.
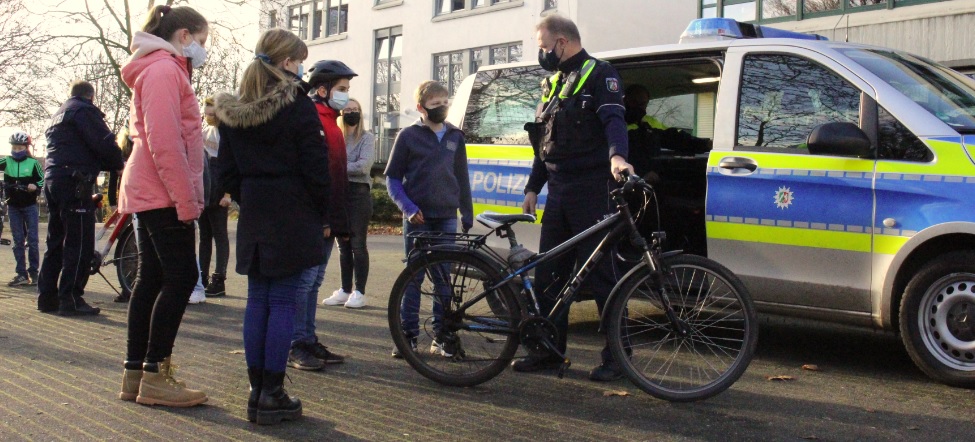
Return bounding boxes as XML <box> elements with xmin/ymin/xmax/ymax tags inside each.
<box><xmin>199</xmin><ymin>205</ymin><xmax>229</xmax><ymax>276</ymax></box>
<box><xmin>125</xmin><ymin>207</ymin><xmax>198</xmax><ymax>363</ymax></box>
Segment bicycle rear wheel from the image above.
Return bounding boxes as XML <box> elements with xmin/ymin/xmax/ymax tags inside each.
<box><xmin>114</xmin><ymin>224</ymin><xmax>137</xmax><ymax>298</ymax></box>
<box><xmin>388</xmin><ymin>251</ymin><xmax>521</xmax><ymax>387</ymax></box>
<box><xmin>607</xmin><ymin>254</ymin><xmax>757</xmax><ymax>402</ymax></box>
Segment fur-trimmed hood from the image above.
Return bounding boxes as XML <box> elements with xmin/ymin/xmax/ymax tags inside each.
<box><xmin>214</xmin><ymin>79</ymin><xmax>303</xmax><ymax>129</ymax></box>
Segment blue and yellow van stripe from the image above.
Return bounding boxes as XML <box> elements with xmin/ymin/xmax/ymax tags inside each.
<box><xmin>467</xmin><ymin>143</ymin><xmax>542</xmax><ymax>215</ymax></box>
<box><xmin>705</xmin><ymin>137</ymin><xmax>975</xmax><ymax>258</ymax></box>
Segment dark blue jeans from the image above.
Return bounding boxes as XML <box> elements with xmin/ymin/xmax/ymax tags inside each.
<box><xmin>292</xmin><ymin>238</ymin><xmax>334</xmax><ymax>346</ymax></box>
<box><xmin>245</xmin><ymin>266</ymin><xmax>319</xmax><ymax>372</ymax></box>
<box><xmin>8</xmin><ymin>204</ymin><xmax>39</xmax><ymax>277</ymax></box>
<box><xmin>399</xmin><ymin>217</ymin><xmax>457</xmax><ymax>338</ymax></box>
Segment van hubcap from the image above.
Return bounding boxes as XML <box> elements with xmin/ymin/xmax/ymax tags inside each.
<box><xmin>920</xmin><ymin>275</ymin><xmax>975</xmax><ymax>370</ymax></box>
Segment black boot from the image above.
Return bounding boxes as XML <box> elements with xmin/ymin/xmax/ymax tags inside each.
<box><xmin>246</xmin><ymin>367</ymin><xmax>263</xmax><ymax>422</ymax></box>
<box><xmin>200</xmin><ymin>271</ymin><xmax>209</xmax><ymax>289</ymax></box>
<box><xmin>205</xmin><ymin>273</ymin><xmax>226</xmax><ymax>297</ymax></box>
<box><xmin>256</xmin><ymin>371</ymin><xmax>301</xmax><ymax>425</ymax></box>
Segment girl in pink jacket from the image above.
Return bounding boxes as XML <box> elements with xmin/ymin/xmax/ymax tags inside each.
<box><xmin>116</xmin><ymin>5</ymin><xmax>209</xmax><ymax>408</ymax></box>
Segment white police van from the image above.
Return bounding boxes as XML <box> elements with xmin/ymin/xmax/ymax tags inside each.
<box><xmin>446</xmin><ymin>18</ymin><xmax>975</xmax><ymax>388</ymax></box>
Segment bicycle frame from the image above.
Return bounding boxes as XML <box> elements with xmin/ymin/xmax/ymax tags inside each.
<box><xmin>94</xmin><ymin>209</ymin><xmax>131</xmax><ymax>267</ymax></box>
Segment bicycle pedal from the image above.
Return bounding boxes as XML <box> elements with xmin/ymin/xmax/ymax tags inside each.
<box><xmin>556</xmin><ymin>359</ymin><xmax>571</xmax><ymax>379</ymax></box>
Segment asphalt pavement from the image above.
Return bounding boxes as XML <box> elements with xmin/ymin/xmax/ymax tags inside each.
<box><xmin>0</xmin><ymin>222</ymin><xmax>973</xmax><ymax>441</ymax></box>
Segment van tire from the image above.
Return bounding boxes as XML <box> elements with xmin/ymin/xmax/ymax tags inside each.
<box><xmin>900</xmin><ymin>251</ymin><xmax>975</xmax><ymax>388</ymax></box>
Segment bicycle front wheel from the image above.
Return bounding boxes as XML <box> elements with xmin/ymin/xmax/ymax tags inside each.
<box><xmin>607</xmin><ymin>254</ymin><xmax>758</xmax><ymax>402</ymax></box>
<box><xmin>114</xmin><ymin>224</ymin><xmax>138</xmax><ymax>298</ymax></box>
<box><xmin>388</xmin><ymin>251</ymin><xmax>521</xmax><ymax>387</ymax></box>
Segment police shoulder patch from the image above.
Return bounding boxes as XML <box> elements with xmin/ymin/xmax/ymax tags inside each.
<box><xmin>606</xmin><ymin>78</ymin><xmax>619</xmax><ymax>93</ymax></box>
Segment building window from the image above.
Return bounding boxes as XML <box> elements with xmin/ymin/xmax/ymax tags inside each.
<box><xmin>443</xmin><ymin>43</ymin><xmax>523</xmax><ymax>94</ymax></box>
<box><xmin>490</xmin><ymin>43</ymin><xmax>522</xmax><ymax>65</ymax></box>
<box><xmin>289</xmin><ymin>1</ymin><xmax>347</xmax><ymax>41</ymax></box>
<box><xmin>435</xmin><ymin>51</ymin><xmax>465</xmax><ymax>96</ymax></box>
<box><xmin>289</xmin><ymin>2</ymin><xmax>312</xmax><ymax>40</ymax></box>
<box><xmin>374</xmin><ymin>27</ymin><xmax>403</xmax><ymax>163</ymax></box>
<box><xmin>701</xmin><ymin>0</ymin><xmax>929</xmax><ymax>23</ymax></box>
<box><xmin>437</xmin><ymin>0</ymin><xmax>512</xmax><ymax>16</ymax></box>
<box><xmin>544</xmin><ymin>0</ymin><xmax>557</xmax><ymax>10</ymax></box>
<box><xmin>268</xmin><ymin>10</ymin><xmax>277</xmax><ymax>29</ymax></box>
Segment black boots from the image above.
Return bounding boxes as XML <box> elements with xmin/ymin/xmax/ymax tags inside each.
<box><xmin>205</xmin><ymin>273</ymin><xmax>226</xmax><ymax>297</ymax></box>
<box><xmin>246</xmin><ymin>367</ymin><xmax>263</xmax><ymax>422</ymax></box>
<box><xmin>256</xmin><ymin>370</ymin><xmax>301</xmax><ymax>425</ymax></box>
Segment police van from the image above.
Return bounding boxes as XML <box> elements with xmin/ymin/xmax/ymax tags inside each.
<box><xmin>446</xmin><ymin>18</ymin><xmax>975</xmax><ymax>388</ymax></box>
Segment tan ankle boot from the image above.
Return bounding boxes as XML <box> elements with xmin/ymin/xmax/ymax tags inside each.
<box><xmin>135</xmin><ymin>357</ymin><xmax>208</xmax><ymax>407</ymax></box>
<box><xmin>119</xmin><ymin>369</ymin><xmax>141</xmax><ymax>401</ymax></box>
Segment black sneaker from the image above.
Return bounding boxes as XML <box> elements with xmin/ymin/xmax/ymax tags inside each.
<box><xmin>391</xmin><ymin>338</ymin><xmax>417</xmax><ymax>359</ymax></box>
<box><xmin>588</xmin><ymin>362</ymin><xmax>624</xmax><ymax>382</ymax></box>
<box><xmin>288</xmin><ymin>344</ymin><xmax>324</xmax><ymax>371</ymax></box>
<box><xmin>57</xmin><ymin>300</ymin><xmax>101</xmax><ymax>317</ymax></box>
<box><xmin>511</xmin><ymin>354</ymin><xmax>563</xmax><ymax>372</ymax></box>
<box><xmin>7</xmin><ymin>275</ymin><xmax>30</xmax><ymax>287</ymax></box>
<box><xmin>309</xmin><ymin>342</ymin><xmax>345</xmax><ymax>364</ymax></box>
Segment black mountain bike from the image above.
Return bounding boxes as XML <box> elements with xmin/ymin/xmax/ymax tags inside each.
<box><xmin>388</xmin><ymin>173</ymin><xmax>758</xmax><ymax>402</ymax></box>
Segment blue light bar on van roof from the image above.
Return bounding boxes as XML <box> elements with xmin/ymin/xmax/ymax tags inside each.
<box><xmin>679</xmin><ymin>18</ymin><xmax>828</xmax><ymax>43</ymax></box>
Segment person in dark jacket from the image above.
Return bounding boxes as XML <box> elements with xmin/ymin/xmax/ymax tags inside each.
<box><xmin>37</xmin><ymin>80</ymin><xmax>125</xmax><ymax>316</ymax></box>
<box><xmin>215</xmin><ymin>28</ymin><xmax>325</xmax><ymax>425</ymax></box>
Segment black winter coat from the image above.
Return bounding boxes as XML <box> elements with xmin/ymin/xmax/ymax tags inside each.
<box><xmin>215</xmin><ymin>80</ymin><xmax>330</xmax><ymax>278</ymax></box>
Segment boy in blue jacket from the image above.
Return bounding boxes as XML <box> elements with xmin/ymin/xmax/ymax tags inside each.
<box><xmin>385</xmin><ymin>80</ymin><xmax>473</xmax><ymax>358</ymax></box>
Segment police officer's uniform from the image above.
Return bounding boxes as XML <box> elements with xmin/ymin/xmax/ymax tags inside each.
<box><xmin>37</xmin><ymin>95</ymin><xmax>125</xmax><ymax>314</ymax></box>
<box><xmin>523</xmin><ymin>49</ymin><xmax>629</xmax><ymax>367</ymax></box>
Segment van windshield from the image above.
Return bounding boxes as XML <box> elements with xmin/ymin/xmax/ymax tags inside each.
<box><xmin>840</xmin><ymin>48</ymin><xmax>975</xmax><ymax>133</ymax></box>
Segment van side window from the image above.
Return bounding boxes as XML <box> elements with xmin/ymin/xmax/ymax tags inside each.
<box><xmin>877</xmin><ymin>106</ymin><xmax>932</xmax><ymax>162</ymax></box>
<box><xmin>737</xmin><ymin>53</ymin><xmax>861</xmax><ymax>153</ymax></box>
<box><xmin>464</xmin><ymin>67</ymin><xmax>545</xmax><ymax>146</ymax></box>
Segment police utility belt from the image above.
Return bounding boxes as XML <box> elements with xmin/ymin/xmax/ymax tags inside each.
<box><xmin>524</xmin><ymin>59</ymin><xmax>606</xmax><ymax>162</ymax></box>
<box><xmin>54</xmin><ymin>166</ymin><xmax>95</xmax><ymax>200</ymax></box>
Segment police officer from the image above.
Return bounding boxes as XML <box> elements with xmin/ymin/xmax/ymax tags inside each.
<box><xmin>37</xmin><ymin>80</ymin><xmax>125</xmax><ymax>316</ymax></box>
<box><xmin>516</xmin><ymin>15</ymin><xmax>634</xmax><ymax>381</ymax></box>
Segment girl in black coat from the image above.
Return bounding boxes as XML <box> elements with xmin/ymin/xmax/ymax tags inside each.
<box><xmin>214</xmin><ymin>28</ymin><xmax>327</xmax><ymax>425</ymax></box>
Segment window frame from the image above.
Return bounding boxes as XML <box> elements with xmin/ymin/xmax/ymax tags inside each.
<box><xmin>433</xmin><ymin>0</ymin><xmax>523</xmax><ymax>19</ymax></box>
<box><xmin>288</xmin><ymin>0</ymin><xmax>348</xmax><ymax>41</ymax></box>
<box><xmin>435</xmin><ymin>42</ymin><xmax>524</xmax><ymax>97</ymax></box>
<box><xmin>700</xmin><ymin>0</ymin><xmax>948</xmax><ymax>24</ymax></box>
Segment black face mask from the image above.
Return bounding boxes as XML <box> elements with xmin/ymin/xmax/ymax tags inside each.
<box><xmin>343</xmin><ymin>111</ymin><xmax>361</xmax><ymax>127</ymax></box>
<box><xmin>423</xmin><ymin>105</ymin><xmax>448</xmax><ymax>124</ymax></box>
<box><xmin>625</xmin><ymin>107</ymin><xmax>647</xmax><ymax>125</ymax></box>
<box><xmin>537</xmin><ymin>42</ymin><xmax>563</xmax><ymax>72</ymax></box>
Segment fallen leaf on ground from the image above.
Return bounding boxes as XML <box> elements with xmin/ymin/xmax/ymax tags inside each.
<box><xmin>800</xmin><ymin>436</ymin><xmax>818</xmax><ymax>440</ymax></box>
<box><xmin>766</xmin><ymin>375</ymin><xmax>795</xmax><ymax>381</ymax></box>
<box><xmin>229</xmin><ymin>350</ymin><xmax>244</xmax><ymax>354</ymax></box>
<box><xmin>801</xmin><ymin>364</ymin><xmax>820</xmax><ymax>371</ymax></box>
<box><xmin>603</xmin><ymin>390</ymin><xmax>630</xmax><ymax>397</ymax></box>
<box><xmin>865</xmin><ymin>408</ymin><xmax>876</xmax><ymax>413</ymax></box>
<box><xmin>908</xmin><ymin>426</ymin><xmax>919</xmax><ymax>430</ymax></box>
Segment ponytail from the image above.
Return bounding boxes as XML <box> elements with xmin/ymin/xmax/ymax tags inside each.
<box><xmin>141</xmin><ymin>5</ymin><xmax>207</xmax><ymax>41</ymax></box>
<box><xmin>238</xmin><ymin>29</ymin><xmax>308</xmax><ymax>103</ymax></box>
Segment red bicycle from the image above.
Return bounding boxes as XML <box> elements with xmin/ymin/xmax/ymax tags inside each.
<box><xmin>90</xmin><ymin>194</ymin><xmax>138</xmax><ymax>302</ymax></box>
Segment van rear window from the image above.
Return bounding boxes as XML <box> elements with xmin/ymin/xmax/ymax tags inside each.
<box><xmin>464</xmin><ymin>67</ymin><xmax>546</xmax><ymax>146</ymax></box>
<box><xmin>840</xmin><ymin>48</ymin><xmax>975</xmax><ymax>133</ymax></box>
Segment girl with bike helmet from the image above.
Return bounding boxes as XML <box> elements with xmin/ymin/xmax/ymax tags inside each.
<box><xmin>2</xmin><ymin>130</ymin><xmax>43</xmax><ymax>287</ymax></box>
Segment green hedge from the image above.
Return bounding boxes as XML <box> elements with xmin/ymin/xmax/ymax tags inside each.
<box><xmin>371</xmin><ymin>183</ymin><xmax>402</xmax><ymax>224</ymax></box>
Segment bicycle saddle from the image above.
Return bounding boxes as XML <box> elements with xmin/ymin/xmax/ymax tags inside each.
<box><xmin>476</xmin><ymin>212</ymin><xmax>536</xmax><ymax>229</ymax></box>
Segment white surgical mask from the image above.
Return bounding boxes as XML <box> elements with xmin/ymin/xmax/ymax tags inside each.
<box><xmin>328</xmin><ymin>91</ymin><xmax>349</xmax><ymax>111</ymax></box>
<box><xmin>183</xmin><ymin>40</ymin><xmax>207</xmax><ymax>69</ymax></box>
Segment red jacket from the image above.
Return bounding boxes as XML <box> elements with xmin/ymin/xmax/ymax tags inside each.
<box><xmin>118</xmin><ymin>32</ymin><xmax>204</xmax><ymax>221</ymax></box>
<box><xmin>314</xmin><ymin>100</ymin><xmax>350</xmax><ymax>235</ymax></box>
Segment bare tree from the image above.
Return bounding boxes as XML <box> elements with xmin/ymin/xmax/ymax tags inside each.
<box><xmin>0</xmin><ymin>0</ymin><xmax>59</xmax><ymax>131</ymax></box>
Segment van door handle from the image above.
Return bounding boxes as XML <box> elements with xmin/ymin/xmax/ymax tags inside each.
<box><xmin>718</xmin><ymin>157</ymin><xmax>758</xmax><ymax>172</ymax></box>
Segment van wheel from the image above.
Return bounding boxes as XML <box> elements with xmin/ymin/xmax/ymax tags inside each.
<box><xmin>900</xmin><ymin>251</ymin><xmax>975</xmax><ymax>388</ymax></box>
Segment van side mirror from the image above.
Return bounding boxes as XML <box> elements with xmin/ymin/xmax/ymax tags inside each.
<box><xmin>806</xmin><ymin>122</ymin><xmax>872</xmax><ymax>158</ymax></box>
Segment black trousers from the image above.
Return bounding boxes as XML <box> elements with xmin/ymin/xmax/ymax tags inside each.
<box><xmin>198</xmin><ymin>205</ymin><xmax>229</xmax><ymax>276</ymax></box>
<box><xmin>37</xmin><ymin>178</ymin><xmax>95</xmax><ymax>310</ymax></box>
<box><xmin>125</xmin><ymin>207</ymin><xmax>198</xmax><ymax>363</ymax></box>
<box><xmin>536</xmin><ymin>176</ymin><xmax>620</xmax><ymax>364</ymax></box>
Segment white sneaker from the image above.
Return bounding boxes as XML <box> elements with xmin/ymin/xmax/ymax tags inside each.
<box><xmin>322</xmin><ymin>288</ymin><xmax>350</xmax><ymax>306</ymax></box>
<box><xmin>188</xmin><ymin>287</ymin><xmax>207</xmax><ymax>304</ymax></box>
<box><xmin>344</xmin><ymin>290</ymin><xmax>366</xmax><ymax>309</ymax></box>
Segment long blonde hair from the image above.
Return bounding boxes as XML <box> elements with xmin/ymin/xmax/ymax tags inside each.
<box><xmin>238</xmin><ymin>29</ymin><xmax>308</xmax><ymax>103</ymax></box>
<box><xmin>338</xmin><ymin>97</ymin><xmax>365</xmax><ymax>143</ymax></box>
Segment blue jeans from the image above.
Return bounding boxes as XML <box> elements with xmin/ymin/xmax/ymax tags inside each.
<box><xmin>8</xmin><ymin>204</ymin><xmax>39</xmax><ymax>277</ymax></box>
<box><xmin>244</xmin><ymin>266</ymin><xmax>320</xmax><ymax>372</ymax></box>
<box><xmin>400</xmin><ymin>217</ymin><xmax>457</xmax><ymax>338</ymax></box>
<box><xmin>292</xmin><ymin>238</ymin><xmax>334</xmax><ymax>346</ymax></box>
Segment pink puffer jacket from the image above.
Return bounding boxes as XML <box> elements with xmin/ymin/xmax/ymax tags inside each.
<box><xmin>118</xmin><ymin>32</ymin><xmax>204</xmax><ymax>221</ymax></box>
